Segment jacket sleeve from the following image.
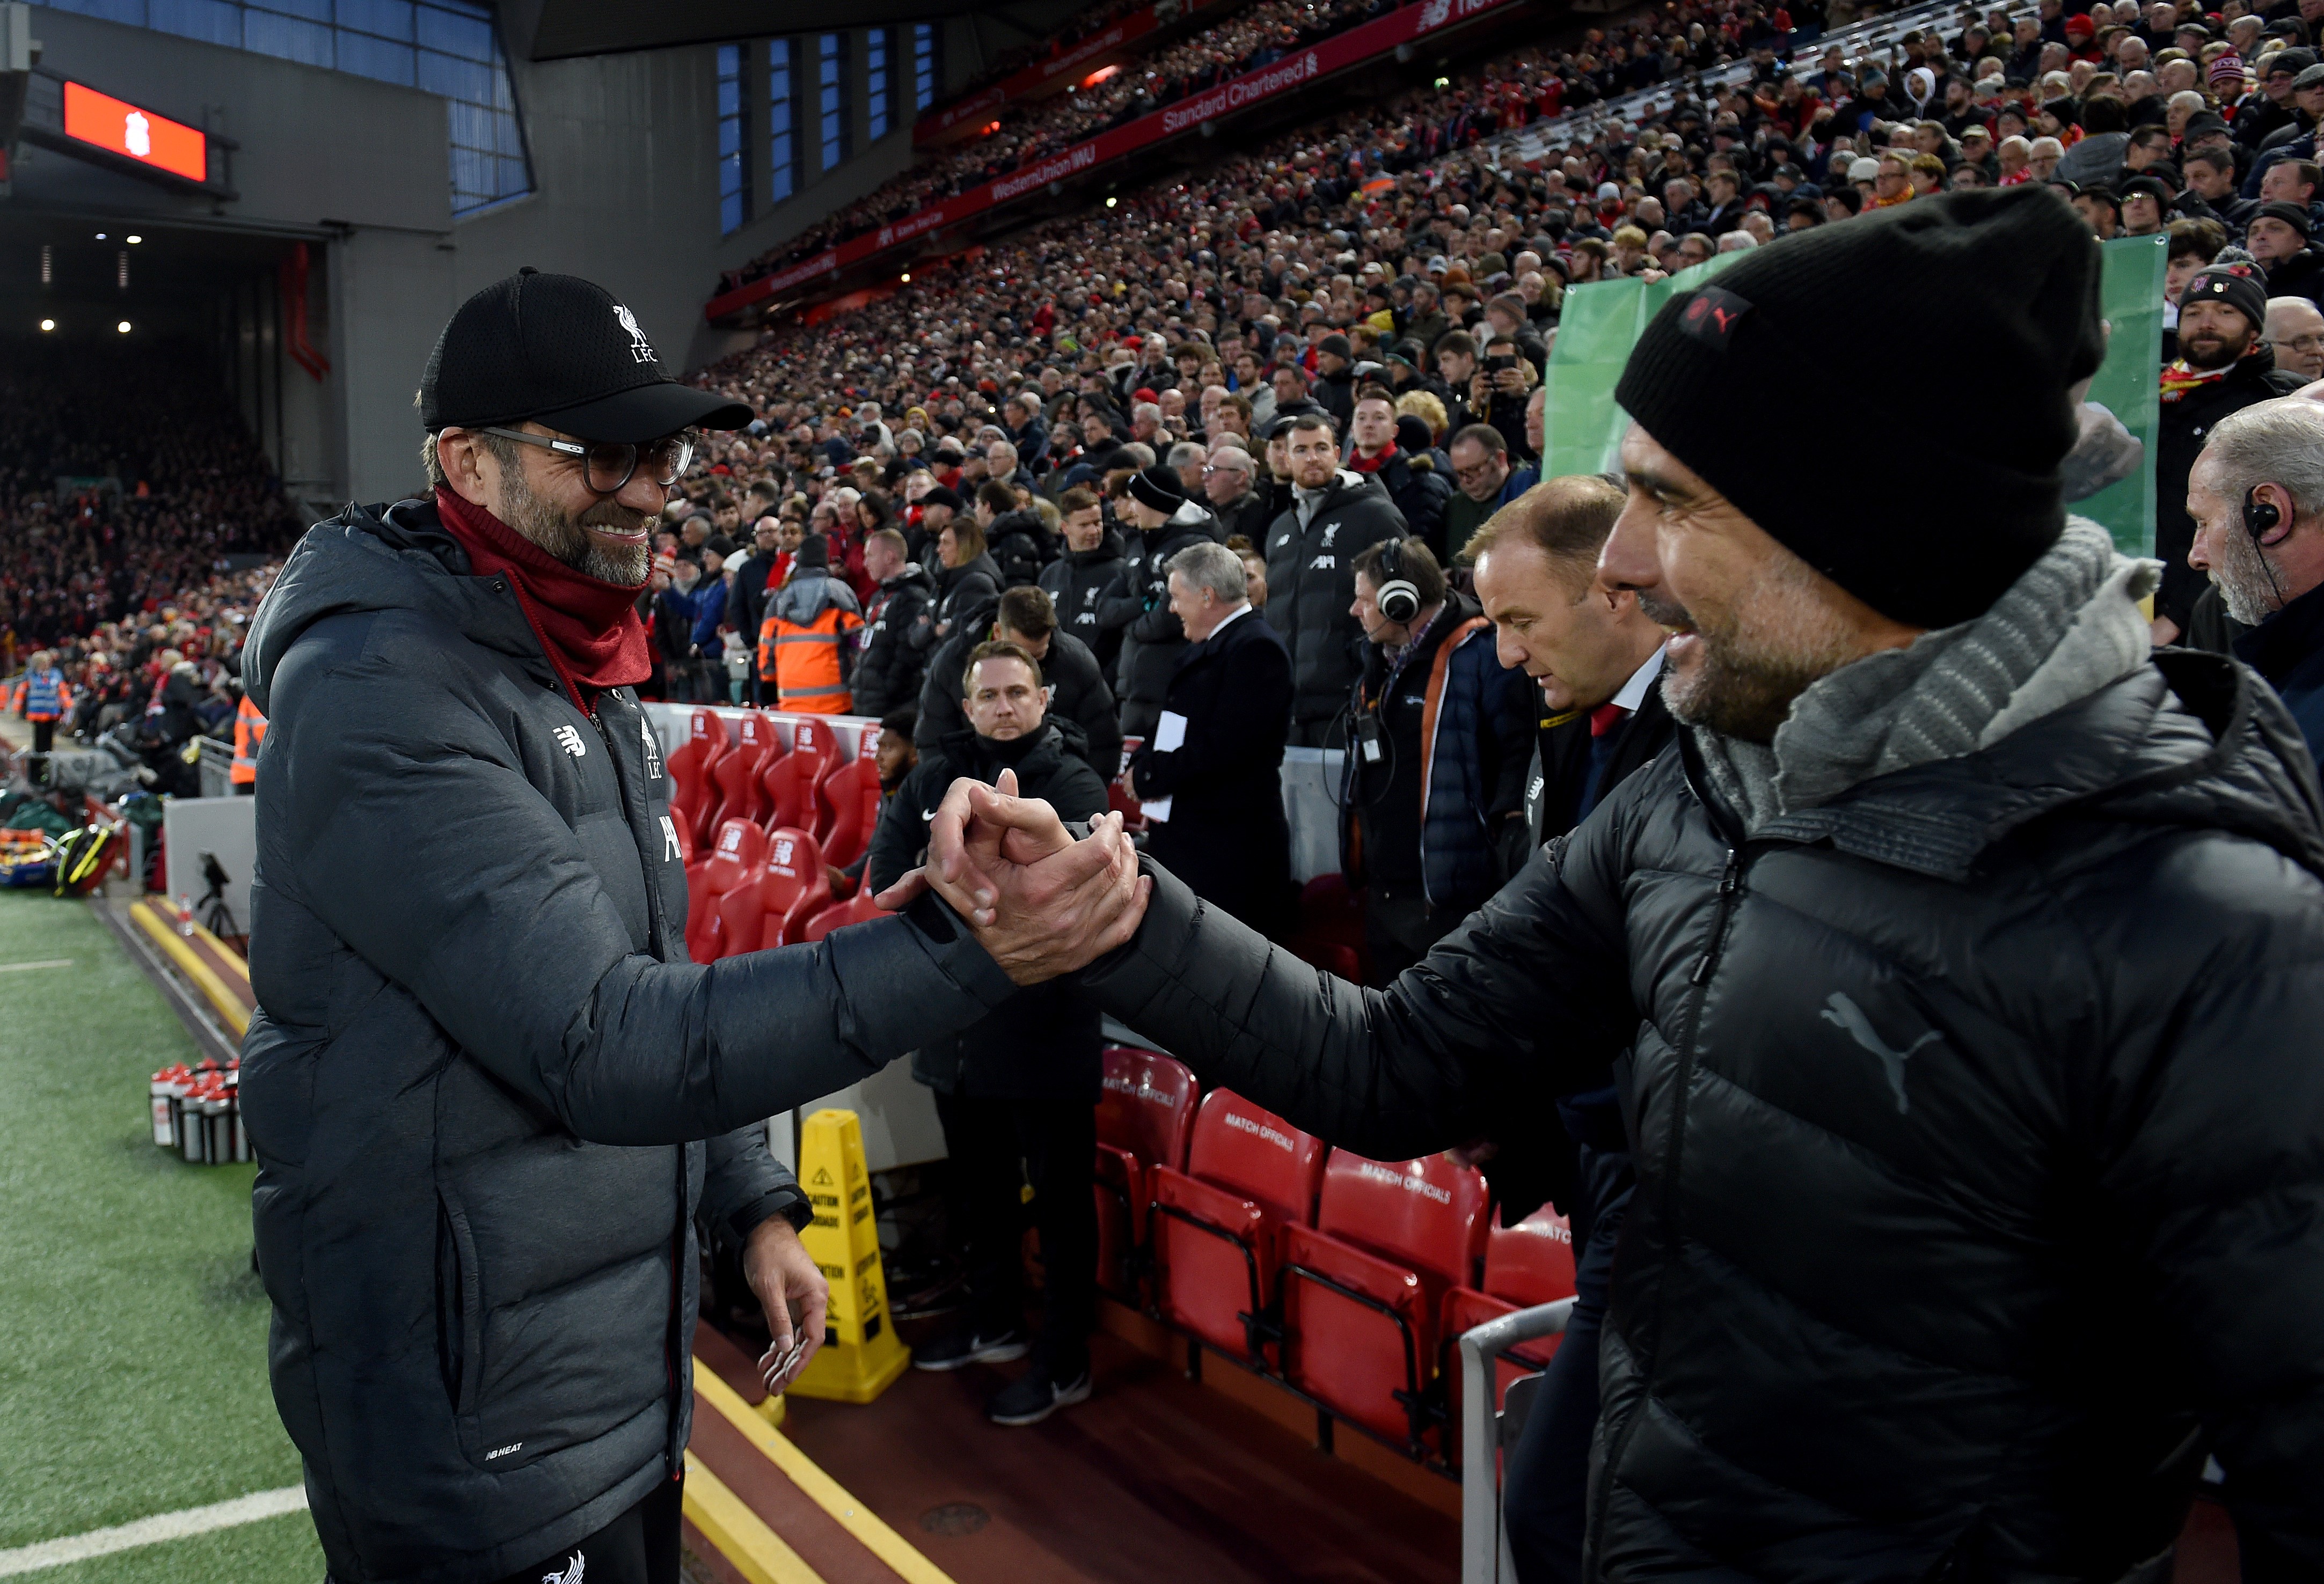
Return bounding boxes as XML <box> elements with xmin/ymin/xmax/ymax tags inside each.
<box><xmin>1066</xmin><ymin>652</ymin><xmax>1123</xmax><ymax>779</ymax></box>
<box><xmin>1481</xmin><ymin>652</ymin><xmax>1537</xmax><ymax>822</ymax></box>
<box><xmin>701</xmin><ymin>1121</ymin><xmax>808</xmax><ymax>1240</ymax></box>
<box><xmin>272</xmin><ymin>639</ymin><xmax>1016</xmax><ymax>1148</ymax></box>
<box><xmin>2089</xmin><ymin>860</ymin><xmax>2324</xmax><ymax>1571</ymax></box>
<box><xmin>864</xmin><ymin>766</ymin><xmax>932</xmax><ymax>896</ymax></box>
<box><xmin>1094</xmin><ymin>565</ymin><xmax>1146</xmax><ymax>634</ymax></box>
<box><xmin>1079</xmin><ymin>788</ymin><xmax>1639</xmax><ymax>1160</ymax></box>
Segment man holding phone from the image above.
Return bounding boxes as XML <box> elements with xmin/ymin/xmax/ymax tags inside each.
<box><xmin>1470</xmin><ymin>338</ymin><xmax>1538</xmax><ymax>466</ymax></box>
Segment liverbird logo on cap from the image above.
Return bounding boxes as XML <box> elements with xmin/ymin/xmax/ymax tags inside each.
<box><xmin>615</xmin><ymin>304</ymin><xmax>656</xmax><ymax>365</ymax></box>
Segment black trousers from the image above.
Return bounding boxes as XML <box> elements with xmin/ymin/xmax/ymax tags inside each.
<box><xmin>1503</xmin><ymin>1152</ymin><xmax>1634</xmax><ymax>1584</ymax></box>
<box><xmin>1362</xmin><ymin>881</ymin><xmax>1471</xmax><ymax>987</ymax></box>
<box><xmin>31</xmin><ymin>720</ymin><xmax>53</xmax><ymax>754</ymax></box>
<box><xmin>933</xmin><ymin>1089</ymin><xmax>1098</xmax><ymax>1369</ymax></box>
<box><xmin>481</xmin><ymin>1475</ymin><xmax>682</xmax><ymax>1584</ymax></box>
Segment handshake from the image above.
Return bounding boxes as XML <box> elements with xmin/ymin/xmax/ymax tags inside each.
<box><xmin>871</xmin><ymin>769</ymin><xmax>1154</xmax><ymax>985</ymax></box>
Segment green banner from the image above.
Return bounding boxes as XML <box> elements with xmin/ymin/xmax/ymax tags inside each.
<box><xmin>1543</xmin><ymin>233</ymin><xmax>2167</xmax><ymax>555</ymax></box>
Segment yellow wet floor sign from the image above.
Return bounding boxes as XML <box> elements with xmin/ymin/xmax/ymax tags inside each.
<box><xmin>788</xmin><ymin>1108</ymin><xmax>911</xmax><ymax>1403</ymax></box>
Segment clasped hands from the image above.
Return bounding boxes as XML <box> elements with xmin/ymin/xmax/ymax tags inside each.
<box><xmin>872</xmin><ymin>769</ymin><xmax>1153</xmax><ymax>985</ymax></box>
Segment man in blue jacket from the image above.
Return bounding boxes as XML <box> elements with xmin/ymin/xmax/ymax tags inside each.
<box><xmin>240</xmin><ymin>270</ymin><xmax>1143</xmax><ymax>1584</ymax></box>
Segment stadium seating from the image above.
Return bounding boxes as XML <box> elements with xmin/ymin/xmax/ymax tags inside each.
<box><xmin>718</xmin><ymin>825</ymin><xmax>833</xmax><ymax>955</ymax></box>
<box><xmin>668</xmin><ymin>709</ymin><xmax>729</xmax><ymax>852</ymax></box>
<box><xmin>1441</xmin><ymin>1207</ymin><xmax>1578</xmax><ymax>1465</ymax></box>
<box><xmin>710</xmin><ymin>712</ymin><xmax>782</xmax><ymax>832</ymax></box>
<box><xmin>686</xmin><ymin>817</ymin><xmax>767</xmax><ymax>963</ymax></box>
<box><xmin>1090</xmin><ymin>1046</ymin><xmax>1197</xmax><ymax>1301</ymax></box>
<box><xmin>1289</xmin><ymin>875</ymin><xmax>1366</xmax><ymax>983</ymax></box>
<box><xmin>762</xmin><ymin>717</ymin><xmax>835</xmax><ymax>837</ymax></box>
<box><xmin>1279</xmin><ymin>1150</ymin><xmax>1487</xmax><ymax>1449</ymax></box>
<box><xmin>815</xmin><ymin>732</ymin><xmax>885</xmax><ymax>874</ymax></box>
<box><xmin>1147</xmin><ymin>1088</ymin><xmax>1323</xmax><ymax>1363</ymax></box>
<box><xmin>800</xmin><ymin>889</ymin><xmax>885</xmax><ymax>942</ymax></box>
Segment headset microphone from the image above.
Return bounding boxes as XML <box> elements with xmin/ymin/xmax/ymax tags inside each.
<box><xmin>2245</xmin><ymin>486</ymin><xmax>2290</xmax><ymax>608</ymax></box>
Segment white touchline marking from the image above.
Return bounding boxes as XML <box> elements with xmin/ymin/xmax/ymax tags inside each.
<box><xmin>0</xmin><ymin>1486</ymin><xmax>309</xmax><ymax>1576</ymax></box>
<box><xmin>0</xmin><ymin>960</ymin><xmax>73</xmax><ymax>973</ymax></box>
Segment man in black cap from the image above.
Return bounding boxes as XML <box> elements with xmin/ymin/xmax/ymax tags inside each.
<box><xmin>239</xmin><ymin>270</ymin><xmax>1142</xmax><ymax>1584</ymax></box>
<box><xmin>2249</xmin><ymin>198</ymin><xmax>2324</xmax><ymax>308</ymax></box>
<box><xmin>1312</xmin><ymin>332</ymin><xmax>1359</xmax><ymax>434</ymax></box>
<box><xmin>2157</xmin><ymin>261</ymin><xmax>2306</xmax><ymax>640</ymax></box>
<box><xmin>903</xmin><ymin>188</ymin><xmax>2324</xmax><ymax>1576</ymax></box>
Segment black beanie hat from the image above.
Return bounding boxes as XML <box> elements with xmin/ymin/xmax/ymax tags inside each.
<box><xmin>794</xmin><ymin>533</ymin><xmax>831</xmax><ymax>568</ymax></box>
<box><xmin>1615</xmin><ymin>186</ymin><xmax>2104</xmax><ymax>628</ymax></box>
<box><xmin>2183</xmin><ymin>261</ymin><xmax>2268</xmax><ymax>331</ymax></box>
<box><xmin>919</xmin><ymin>485</ymin><xmax>963</xmax><ymax>511</ymax></box>
<box><xmin>1128</xmin><ymin>466</ymin><xmax>1187</xmax><ymax>514</ymax></box>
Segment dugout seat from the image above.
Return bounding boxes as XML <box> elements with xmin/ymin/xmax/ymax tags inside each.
<box><xmin>761</xmin><ymin>717</ymin><xmax>834</xmax><ymax>837</ymax></box>
<box><xmin>1280</xmin><ymin>1150</ymin><xmax>1487</xmax><ymax>1449</ymax></box>
<box><xmin>1148</xmin><ymin>1089</ymin><xmax>1325</xmax><ymax>1364</ymax></box>
<box><xmin>815</xmin><ymin>737</ymin><xmax>884</xmax><ymax>873</ymax></box>
<box><xmin>1441</xmin><ymin>1207</ymin><xmax>1577</xmax><ymax>1464</ymax></box>
<box><xmin>709</xmin><ymin>712</ymin><xmax>781</xmax><ymax>833</ymax></box>
<box><xmin>717</xmin><ymin>825</ymin><xmax>832</xmax><ymax>955</ymax></box>
<box><xmin>667</xmin><ymin>709</ymin><xmax>729</xmax><ymax>854</ymax></box>
<box><xmin>685</xmin><ymin>818</ymin><xmax>765</xmax><ymax>963</ymax></box>
<box><xmin>1089</xmin><ymin>1047</ymin><xmax>1196</xmax><ymax>1301</ymax></box>
<box><xmin>799</xmin><ymin>889</ymin><xmax>884</xmax><ymax>943</ymax></box>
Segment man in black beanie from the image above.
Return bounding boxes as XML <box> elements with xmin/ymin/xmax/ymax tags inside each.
<box><xmin>2154</xmin><ymin>261</ymin><xmax>2304</xmax><ymax>640</ymax></box>
<box><xmin>896</xmin><ymin>186</ymin><xmax>2324</xmax><ymax>1579</ymax></box>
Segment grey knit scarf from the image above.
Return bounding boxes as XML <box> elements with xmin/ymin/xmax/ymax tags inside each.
<box><xmin>1694</xmin><ymin>519</ymin><xmax>2160</xmax><ymax>833</ymax></box>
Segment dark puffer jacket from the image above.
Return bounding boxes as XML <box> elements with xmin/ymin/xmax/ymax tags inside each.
<box><xmin>985</xmin><ymin>507</ymin><xmax>1056</xmax><ymax>589</ymax></box>
<box><xmin>1261</xmin><ymin>470</ymin><xmax>1407</xmax><ymax>742</ymax></box>
<box><xmin>1097</xmin><ymin>501</ymin><xmax>1218</xmax><ymax>738</ymax></box>
<box><xmin>1083</xmin><ymin>650</ymin><xmax>2324</xmax><ymax>1578</ymax></box>
<box><xmin>909</xmin><ymin>549</ymin><xmax>1003</xmax><ymax>660</ymax></box>
<box><xmin>239</xmin><ymin>500</ymin><xmax>1017</xmax><ymax>1584</ymax></box>
<box><xmin>915</xmin><ymin>625</ymin><xmax>1121</xmax><ymax>784</ymax></box>
<box><xmin>850</xmin><ymin>564</ymin><xmax>937</xmax><ymax>720</ymax></box>
<box><xmin>1037</xmin><ymin>525</ymin><xmax>1128</xmax><ymax>676</ymax></box>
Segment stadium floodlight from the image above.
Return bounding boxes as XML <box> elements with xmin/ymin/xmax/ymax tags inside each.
<box><xmin>39</xmin><ymin>318</ymin><xmax>54</xmax><ymax>332</ymax></box>
<box><xmin>115</xmin><ymin>319</ymin><xmax>130</xmax><ymax>333</ymax></box>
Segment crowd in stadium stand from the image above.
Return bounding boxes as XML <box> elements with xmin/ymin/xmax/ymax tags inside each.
<box><xmin>0</xmin><ymin>342</ymin><xmax>296</xmax><ymax>760</ymax></box>
<box><xmin>721</xmin><ymin>0</ymin><xmax>1814</xmax><ymax>291</ymax></box>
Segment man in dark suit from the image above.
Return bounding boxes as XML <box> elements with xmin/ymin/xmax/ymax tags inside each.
<box><xmin>1460</xmin><ymin>472</ymin><xmax>1675</xmax><ymax>1584</ymax></box>
<box><xmin>1126</xmin><ymin>541</ymin><xmax>1295</xmax><ymax>938</ymax></box>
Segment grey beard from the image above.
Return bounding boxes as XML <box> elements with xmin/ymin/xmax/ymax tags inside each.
<box><xmin>2209</xmin><ymin>522</ymin><xmax>2286</xmax><ymax>627</ymax></box>
<box><xmin>496</xmin><ymin>470</ymin><xmax>652</xmax><ymax>586</ymax></box>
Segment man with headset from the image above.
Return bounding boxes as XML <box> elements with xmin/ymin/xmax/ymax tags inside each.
<box><xmin>2183</xmin><ymin>395</ymin><xmax>2324</xmax><ymax>772</ymax></box>
<box><xmin>1342</xmin><ymin>537</ymin><xmax>1533</xmax><ymax>984</ymax></box>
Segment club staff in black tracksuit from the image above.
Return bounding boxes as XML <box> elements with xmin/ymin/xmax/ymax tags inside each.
<box><xmin>1127</xmin><ymin>540</ymin><xmax>1297</xmax><ymax>937</ymax></box>
<box><xmin>1463</xmin><ymin>474</ymin><xmax>1677</xmax><ymax>1584</ymax></box>
<box><xmin>918</xmin><ymin>585</ymin><xmax>1121</xmax><ymax>784</ymax></box>
<box><xmin>849</xmin><ymin>528</ymin><xmax>937</xmax><ymax>721</ymax></box>
<box><xmin>1036</xmin><ymin>487</ymin><xmax>1127</xmax><ymax>678</ymax></box>
<box><xmin>237</xmin><ymin>273</ymin><xmax>1092</xmax><ymax>1584</ymax></box>
<box><xmin>866</xmin><ymin>640</ymin><xmax>1112</xmax><ymax>1427</ymax></box>
<box><xmin>1097</xmin><ymin>467</ymin><xmax>1219</xmax><ymax>738</ymax></box>
<box><xmin>729</xmin><ymin>516</ymin><xmax>784</xmax><ymax>703</ymax></box>
<box><xmin>1262</xmin><ymin>413</ymin><xmax>1409</xmax><ymax>747</ymax></box>
<box><xmin>918</xmin><ymin>193</ymin><xmax>2324</xmax><ymax>1579</ymax></box>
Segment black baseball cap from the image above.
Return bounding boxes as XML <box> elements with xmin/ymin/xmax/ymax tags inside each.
<box><xmin>420</xmin><ymin>268</ymin><xmax>751</xmax><ymax>442</ymax></box>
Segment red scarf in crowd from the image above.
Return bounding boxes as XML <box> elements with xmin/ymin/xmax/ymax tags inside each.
<box><xmin>2159</xmin><ymin>359</ymin><xmax>2235</xmax><ymax>404</ymax></box>
<box><xmin>434</xmin><ymin>486</ymin><xmax>652</xmax><ymax>715</ymax></box>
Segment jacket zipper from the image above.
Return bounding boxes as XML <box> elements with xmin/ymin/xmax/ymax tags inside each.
<box><xmin>1586</xmin><ymin>841</ymin><xmax>1748</xmax><ymax>1565</ymax></box>
<box><xmin>590</xmin><ymin>701</ymin><xmax>689</xmax><ymax>1476</ymax></box>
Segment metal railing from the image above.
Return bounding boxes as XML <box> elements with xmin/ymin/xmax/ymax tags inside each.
<box><xmin>1458</xmin><ymin>1296</ymin><xmax>1575</xmax><ymax>1584</ymax></box>
<box><xmin>1479</xmin><ymin>0</ymin><xmax>2008</xmax><ymax>165</ymax></box>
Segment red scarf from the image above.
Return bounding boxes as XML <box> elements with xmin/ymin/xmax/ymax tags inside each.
<box><xmin>434</xmin><ymin>487</ymin><xmax>652</xmax><ymax>715</ymax></box>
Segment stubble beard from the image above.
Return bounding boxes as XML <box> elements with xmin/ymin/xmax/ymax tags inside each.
<box><xmin>2210</xmin><ymin>523</ymin><xmax>2286</xmax><ymax>626</ymax></box>
<box><xmin>1640</xmin><ymin>553</ymin><xmax>1868</xmax><ymax>744</ymax></box>
<box><xmin>498</xmin><ymin>468</ymin><xmax>653</xmax><ymax>586</ymax></box>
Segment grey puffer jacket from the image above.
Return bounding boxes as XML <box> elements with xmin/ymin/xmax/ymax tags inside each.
<box><xmin>239</xmin><ymin>498</ymin><xmax>1016</xmax><ymax>1584</ymax></box>
<box><xmin>1083</xmin><ymin>648</ymin><xmax>2324</xmax><ymax>1578</ymax></box>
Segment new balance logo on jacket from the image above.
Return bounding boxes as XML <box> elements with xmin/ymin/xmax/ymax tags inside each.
<box><xmin>553</xmin><ymin>724</ymin><xmax>588</xmax><ymax>758</ymax></box>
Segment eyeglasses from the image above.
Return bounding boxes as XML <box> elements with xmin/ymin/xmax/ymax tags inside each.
<box><xmin>478</xmin><ymin>427</ymin><xmax>695</xmax><ymax>494</ymax></box>
<box><xmin>2276</xmin><ymin>334</ymin><xmax>2324</xmax><ymax>354</ymax></box>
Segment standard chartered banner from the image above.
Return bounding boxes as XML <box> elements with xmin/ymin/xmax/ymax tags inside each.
<box><xmin>1543</xmin><ymin>232</ymin><xmax>2167</xmax><ymax>556</ymax></box>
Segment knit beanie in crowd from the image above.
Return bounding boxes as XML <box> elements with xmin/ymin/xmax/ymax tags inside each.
<box><xmin>1128</xmin><ymin>466</ymin><xmax>1187</xmax><ymax>514</ymax></box>
<box><xmin>1615</xmin><ymin>186</ymin><xmax>2104</xmax><ymax>629</ymax></box>
<box><xmin>794</xmin><ymin>533</ymin><xmax>830</xmax><ymax>569</ymax></box>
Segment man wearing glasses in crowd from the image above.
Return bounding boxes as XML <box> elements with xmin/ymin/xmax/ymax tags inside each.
<box><xmin>237</xmin><ymin>270</ymin><xmax>1141</xmax><ymax>1584</ymax></box>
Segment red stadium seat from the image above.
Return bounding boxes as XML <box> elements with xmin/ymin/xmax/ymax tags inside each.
<box><xmin>667</xmin><ymin>709</ymin><xmax>729</xmax><ymax>853</ymax></box>
<box><xmin>710</xmin><ymin>712</ymin><xmax>782</xmax><ymax>833</ymax></box>
<box><xmin>761</xmin><ymin>717</ymin><xmax>834</xmax><ymax>837</ymax></box>
<box><xmin>1088</xmin><ymin>1047</ymin><xmax>1196</xmax><ymax>1301</ymax></box>
<box><xmin>815</xmin><ymin>734</ymin><xmax>884</xmax><ymax>873</ymax></box>
<box><xmin>799</xmin><ymin>889</ymin><xmax>885</xmax><ymax>943</ymax></box>
<box><xmin>685</xmin><ymin>818</ymin><xmax>765</xmax><ymax>963</ymax></box>
<box><xmin>720</xmin><ymin>825</ymin><xmax>832</xmax><ymax>954</ymax></box>
<box><xmin>1279</xmin><ymin>1150</ymin><xmax>1487</xmax><ymax>1448</ymax></box>
<box><xmin>1106</xmin><ymin>734</ymin><xmax>1148</xmax><ymax>832</ymax></box>
<box><xmin>1147</xmin><ymin>1089</ymin><xmax>1324</xmax><ymax>1363</ymax></box>
<box><xmin>1441</xmin><ymin>1208</ymin><xmax>1577</xmax><ymax>1465</ymax></box>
